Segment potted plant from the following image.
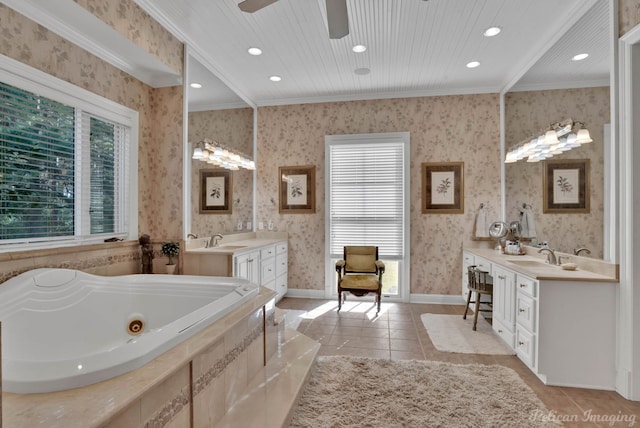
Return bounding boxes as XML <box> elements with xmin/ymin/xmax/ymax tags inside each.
<box><xmin>161</xmin><ymin>241</ymin><xmax>180</xmax><ymax>274</ymax></box>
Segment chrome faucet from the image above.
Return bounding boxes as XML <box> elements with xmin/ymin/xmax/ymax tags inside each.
<box><xmin>187</xmin><ymin>233</ymin><xmax>198</xmax><ymax>239</ymax></box>
<box><xmin>210</xmin><ymin>233</ymin><xmax>223</xmax><ymax>248</ymax></box>
<box><xmin>538</xmin><ymin>248</ymin><xmax>558</xmax><ymax>265</ymax></box>
<box><xmin>574</xmin><ymin>247</ymin><xmax>591</xmax><ymax>256</ymax></box>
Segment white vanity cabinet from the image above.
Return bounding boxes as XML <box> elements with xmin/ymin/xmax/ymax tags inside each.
<box><xmin>234</xmin><ymin>250</ymin><xmax>260</xmax><ymax>284</ymax></box>
<box><xmin>184</xmin><ymin>237</ymin><xmax>288</xmax><ymax>302</ymax></box>
<box><xmin>275</xmin><ymin>242</ymin><xmax>288</xmax><ymax>301</ymax></box>
<box><xmin>514</xmin><ymin>274</ymin><xmax>537</xmax><ymax>368</ymax></box>
<box><xmin>462</xmin><ymin>247</ymin><xmax>618</xmax><ymax>390</ymax></box>
<box><xmin>492</xmin><ymin>265</ymin><xmax>516</xmax><ymax>348</ymax></box>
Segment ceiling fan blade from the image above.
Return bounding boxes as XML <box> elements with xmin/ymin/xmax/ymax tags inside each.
<box><xmin>238</xmin><ymin>0</ymin><xmax>279</xmax><ymax>13</ymax></box>
<box><xmin>326</xmin><ymin>0</ymin><xmax>349</xmax><ymax>39</ymax></box>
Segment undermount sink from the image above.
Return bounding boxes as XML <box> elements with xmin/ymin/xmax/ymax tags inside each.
<box><xmin>507</xmin><ymin>259</ymin><xmax>554</xmax><ymax>268</ymax></box>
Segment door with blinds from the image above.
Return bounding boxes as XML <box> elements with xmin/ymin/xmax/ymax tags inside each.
<box><xmin>325</xmin><ymin>132</ymin><xmax>410</xmax><ymax>302</ymax></box>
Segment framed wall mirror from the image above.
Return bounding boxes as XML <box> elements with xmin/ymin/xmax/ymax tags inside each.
<box><xmin>184</xmin><ymin>52</ymin><xmax>255</xmax><ymax>238</ymax></box>
<box><xmin>504</xmin><ymin>0</ymin><xmax>613</xmax><ymax>260</ymax></box>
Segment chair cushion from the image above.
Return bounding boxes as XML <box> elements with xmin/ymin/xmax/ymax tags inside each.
<box><xmin>341</xmin><ymin>274</ymin><xmax>380</xmax><ymax>291</ymax></box>
<box><xmin>345</xmin><ymin>254</ymin><xmax>376</xmax><ymax>272</ymax></box>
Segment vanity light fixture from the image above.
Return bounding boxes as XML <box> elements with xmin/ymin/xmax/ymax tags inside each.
<box><xmin>192</xmin><ymin>138</ymin><xmax>255</xmax><ymax>170</ymax></box>
<box><xmin>504</xmin><ymin>118</ymin><xmax>592</xmax><ymax>163</ymax></box>
<box><xmin>466</xmin><ymin>61</ymin><xmax>480</xmax><ymax>68</ymax></box>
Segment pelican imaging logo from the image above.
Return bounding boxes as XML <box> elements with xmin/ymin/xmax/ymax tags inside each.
<box><xmin>530</xmin><ymin>409</ymin><xmax>636</xmax><ymax>426</ymax></box>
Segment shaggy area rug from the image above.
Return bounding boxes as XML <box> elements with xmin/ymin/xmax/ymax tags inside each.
<box><xmin>289</xmin><ymin>356</ymin><xmax>558</xmax><ymax>428</ymax></box>
<box><xmin>421</xmin><ymin>313</ymin><xmax>515</xmax><ymax>355</ymax></box>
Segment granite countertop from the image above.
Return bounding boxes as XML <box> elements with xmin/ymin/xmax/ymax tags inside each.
<box><xmin>464</xmin><ymin>247</ymin><xmax>619</xmax><ymax>283</ymax></box>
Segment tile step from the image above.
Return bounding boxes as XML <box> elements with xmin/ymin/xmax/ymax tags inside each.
<box><xmin>216</xmin><ymin>329</ymin><xmax>320</xmax><ymax>428</ymax></box>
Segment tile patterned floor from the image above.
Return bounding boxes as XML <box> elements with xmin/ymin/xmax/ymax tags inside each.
<box><xmin>277</xmin><ymin>297</ymin><xmax>640</xmax><ymax>428</ymax></box>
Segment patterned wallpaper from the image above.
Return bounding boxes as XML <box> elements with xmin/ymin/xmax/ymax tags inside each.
<box><xmin>0</xmin><ymin>2</ymin><xmax>184</xmax><ymax>272</ymax></box>
<box><xmin>188</xmin><ymin>108</ymin><xmax>254</xmax><ymax>235</ymax></box>
<box><xmin>505</xmin><ymin>87</ymin><xmax>609</xmax><ymax>259</ymax></box>
<box><xmin>256</xmin><ymin>95</ymin><xmax>501</xmax><ymax>296</ymax></box>
<box><xmin>620</xmin><ymin>0</ymin><xmax>640</xmax><ymax>35</ymax></box>
<box><xmin>73</xmin><ymin>0</ymin><xmax>183</xmax><ymax>75</ymax></box>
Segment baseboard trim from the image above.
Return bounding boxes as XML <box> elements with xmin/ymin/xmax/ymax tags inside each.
<box><xmin>283</xmin><ymin>290</ymin><xmax>465</xmax><ymax>305</ymax></box>
<box><xmin>410</xmin><ymin>294</ymin><xmax>465</xmax><ymax>305</ymax></box>
<box><xmin>283</xmin><ymin>289</ymin><xmax>326</xmax><ymax>299</ymax></box>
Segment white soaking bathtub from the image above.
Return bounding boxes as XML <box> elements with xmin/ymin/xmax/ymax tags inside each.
<box><xmin>0</xmin><ymin>268</ymin><xmax>259</xmax><ymax>394</ymax></box>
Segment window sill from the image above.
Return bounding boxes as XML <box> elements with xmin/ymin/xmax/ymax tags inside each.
<box><xmin>0</xmin><ymin>240</ymin><xmax>139</xmax><ymax>262</ymax></box>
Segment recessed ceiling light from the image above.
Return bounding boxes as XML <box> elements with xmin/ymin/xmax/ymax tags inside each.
<box><xmin>269</xmin><ymin>75</ymin><xmax>282</xmax><ymax>82</ymax></box>
<box><xmin>248</xmin><ymin>47</ymin><xmax>262</xmax><ymax>56</ymax></box>
<box><xmin>354</xmin><ymin>67</ymin><xmax>370</xmax><ymax>75</ymax></box>
<box><xmin>572</xmin><ymin>53</ymin><xmax>589</xmax><ymax>61</ymax></box>
<box><xmin>352</xmin><ymin>44</ymin><xmax>367</xmax><ymax>53</ymax></box>
<box><xmin>190</xmin><ymin>83</ymin><xmax>202</xmax><ymax>88</ymax></box>
<box><xmin>483</xmin><ymin>27</ymin><xmax>501</xmax><ymax>37</ymax></box>
<box><xmin>466</xmin><ymin>61</ymin><xmax>480</xmax><ymax>69</ymax></box>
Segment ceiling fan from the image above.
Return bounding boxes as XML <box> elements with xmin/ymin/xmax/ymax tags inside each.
<box><xmin>238</xmin><ymin>0</ymin><xmax>349</xmax><ymax>39</ymax></box>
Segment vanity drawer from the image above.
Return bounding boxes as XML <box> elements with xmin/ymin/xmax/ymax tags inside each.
<box><xmin>492</xmin><ymin>318</ymin><xmax>515</xmax><ymax>349</ymax></box>
<box><xmin>516</xmin><ymin>326</ymin><xmax>536</xmax><ymax>369</ymax></box>
<box><xmin>276</xmin><ymin>253</ymin><xmax>288</xmax><ymax>277</ymax></box>
<box><xmin>261</xmin><ymin>258</ymin><xmax>276</xmax><ymax>282</ymax></box>
<box><xmin>463</xmin><ymin>251</ymin><xmax>475</xmax><ymax>265</ymax></box>
<box><xmin>276</xmin><ymin>242</ymin><xmax>288</xmax><ymax>254</ymax></box>
<box><xmin>516</xmin><ymin>275</ymin><xmax>537</xmax><ymax>298</ymax></box>
<box><xmin>261</xmin><ymin>245</ymin><xmax>276</xmax><ymax>260</ymax></box>
<box><xmin>516</xmin><ymin>293</ymin><xmax>536</xmax><ymax>333</ymax></box>
<box><xmin>474</xmin><ymin>256</ymin><xmax>493</xmax><ymax>275</ymax></box>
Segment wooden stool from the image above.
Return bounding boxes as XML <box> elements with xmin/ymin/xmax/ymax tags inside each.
<box><xmin>463</xmin><ymin>265</ymin><xmax>493</xmax><ymax>330</ymax></box>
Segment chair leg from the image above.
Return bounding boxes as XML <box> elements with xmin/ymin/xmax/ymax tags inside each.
<box><xmin>463</xmin><ymin>290</ymin><xmax>472</xmax><ymax>319</ymax></box>
<box><xmin>473</xmin><ymin>292</ymin><xmax>481</xmax><ymax>331</ymax></box>
<box><xmin>376</xmin><ymin>291</ymin><xmax>381</xmax><ymax>315</ymax></box>
<box><xmin>338</xmin><ymin>289</ymin><xmax>342</xmax><ymax>312</ymax></box>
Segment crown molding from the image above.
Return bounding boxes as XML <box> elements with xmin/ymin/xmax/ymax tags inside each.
<box><xmin>3</xmin><ymin>0</ymin><xmax>181</xmax><ymax>88</ymax></box>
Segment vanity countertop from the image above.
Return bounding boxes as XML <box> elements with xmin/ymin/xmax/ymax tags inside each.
<box><xmin>464</xmin><ymin>247</ymin><xmax>619</xmax><ymax>283</ymax></box>
<box><xmin>185</xmin><ymin>237</ymin><xmax>286</xmax><ymax>255</ymax></box>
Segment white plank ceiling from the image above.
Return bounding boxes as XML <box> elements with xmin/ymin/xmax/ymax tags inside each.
<box><xmin>136</xmin><ymin>0</ymin><xmax>611</xmax><ymax>108</ymax></box>
<box><xmin>3</xmin><ymin>0</ymin><xmax>610</xmax><ymax>108</ymax></box>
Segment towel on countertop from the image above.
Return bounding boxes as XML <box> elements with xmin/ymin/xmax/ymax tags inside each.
<box><xmin>520</xmin><ymin>206</ymin><xmax>537</xmax><ymax>238</ymax></box>
<box><xmin>474</xmin><ymin>206</ymin><xmax>489</xmax><ymax>238</ymax></box>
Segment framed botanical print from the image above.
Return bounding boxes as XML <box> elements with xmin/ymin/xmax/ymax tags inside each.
<box><xmin>200</xmin><ymin>169</ymin><xmax>232</xmax><ymax>214</ymax></box>
<box><xmin>543</xmin><ymin>159</ymin><xmax>590</xmax><ymax>213</ymax></box>
<box><xmin>279</xmin><ymin>165</ymin><xmax>316</xmax><ymax>213</ymax></box>
<box><xmin>422</xmin><ymin>162</ymin><xmax>464</xmax><ymax>214</ymax></box>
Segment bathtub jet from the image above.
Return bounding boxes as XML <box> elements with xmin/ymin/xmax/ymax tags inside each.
<box><xmin>0</xmin><ymin>268</ymin><xmax>259</xmax><ymax>394</ymax></box>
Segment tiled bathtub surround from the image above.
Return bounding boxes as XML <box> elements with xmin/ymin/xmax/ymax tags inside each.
<box><xmin>0</xmin><ymin>241</ymin><xmax>143</xmax><ymax>284</ymax></box>
<box><xmin>3</xmin><ymin>288</ymin><xmax>276</xmax><ymax>428</ymax></box>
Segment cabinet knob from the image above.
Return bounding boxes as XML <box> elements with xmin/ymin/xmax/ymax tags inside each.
<box><xmin>498</xmin><ymin>329</ymin><xmax>503</xmax><ymax>333</ymax></box>
<box><xmin>518</xmin><ymin>341</ymin><xmax>524</xmax><ymax>346</ymax></box>
<box><xmin>519</xmin><ymin>308</ymin><xmax>525</xmax><ymax>313</ymax></box>
<box><xmin>519</xmin><ymin>283</ymin><xmax>526</xmax><ymax>288</ymax></box>
<box><xmin>498</xmin><ymin>275</ymin><xmax>505</xmax><ymax>280</ymax></box>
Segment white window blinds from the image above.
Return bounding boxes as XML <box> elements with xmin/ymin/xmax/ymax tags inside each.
<box><xmin>328</xmin><ymin>141</ymin><xmax>405</xmax><ymax>259</ymax></box>
<box><xmin>0</xmin><ymin>81</ymin><xmax>130</xmax><ymax>244</ymax></box>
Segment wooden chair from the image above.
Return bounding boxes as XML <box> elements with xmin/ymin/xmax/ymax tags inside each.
<box><xmin>463</xmin><ymin>265</ymin><xmax>493</xmax><ymax>330</ymax></box>
<box><xmin>335</xmin><ymin>246</ymin><xmax>385</xmax><ymax>315</ymax></box>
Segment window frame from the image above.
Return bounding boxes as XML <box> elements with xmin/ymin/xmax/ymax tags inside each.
<box><xmin>324</xmin><ymin>132</ymin><xmax>410</xmax><ymax>303</ymax></box>
<box><xmin>0</xmin><ymin>54</ymin><xmax>138</xmax><ymax>251</ymax></box>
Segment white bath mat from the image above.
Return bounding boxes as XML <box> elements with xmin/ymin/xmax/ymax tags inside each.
<box><xmin>420</xmin><ymin>313</ymin><xmax>515</xmax><ymax>355</ymax></box>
